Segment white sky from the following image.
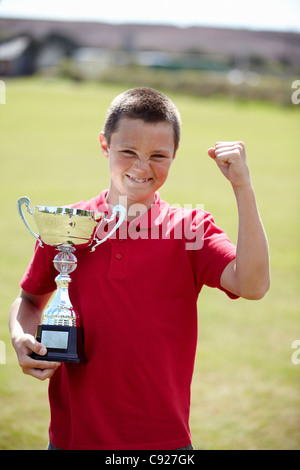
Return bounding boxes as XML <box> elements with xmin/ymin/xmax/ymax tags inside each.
<box><xmin>0</xmin><ymin>0</ymin><xmax>299</xmax><ymax>32</ymax></box>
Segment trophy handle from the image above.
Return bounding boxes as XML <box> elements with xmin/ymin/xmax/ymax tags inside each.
<box><xmin>17</xmin><ymin>196</ymin><xmax>43</xmax><ymax>248</ymax></box>
<box><xmin>91</xmin><ymin>204</ymin><xmax>126</xmax><ymax>252</ymax></box>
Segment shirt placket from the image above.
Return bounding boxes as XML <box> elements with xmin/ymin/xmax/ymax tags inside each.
<box><xmin>109</xmin><ymin>237</ymin><xmax>127</xmax><ymax>279</ymax></box>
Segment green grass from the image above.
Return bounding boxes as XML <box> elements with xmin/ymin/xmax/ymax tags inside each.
<box><xmin>0</xmin><ymin>77</ymin><xmax>299</xmax><ymax>449</ymax></box>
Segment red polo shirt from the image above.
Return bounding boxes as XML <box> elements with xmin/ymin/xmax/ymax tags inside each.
<box><xmin>20</xmin><ymin>190</ymin><xmax>237</xmax><ymax>450</ymax></box>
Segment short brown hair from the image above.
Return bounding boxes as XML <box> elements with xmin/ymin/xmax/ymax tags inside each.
<box><xmin>103</xmin><ymin>88</ymin><xmax>181</xmax><ymax>151</ymax></box>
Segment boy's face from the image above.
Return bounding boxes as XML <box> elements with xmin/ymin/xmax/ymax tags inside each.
<box><xmin>100</xmin><ymin>118</ymin><xmax>176</xmax><ymax>209</ymax></box>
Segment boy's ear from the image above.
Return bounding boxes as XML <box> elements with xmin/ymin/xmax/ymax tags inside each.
<box><xmin>99</xmin><ymin>132</ymin><xmax>109</xmax><ymax>158</ymax></box>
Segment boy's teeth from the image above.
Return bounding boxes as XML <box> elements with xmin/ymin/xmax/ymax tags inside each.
<box><xmin>130</xmin><ymin>176</ymin><xmax>150</xmax><ymax>182</ymax></box>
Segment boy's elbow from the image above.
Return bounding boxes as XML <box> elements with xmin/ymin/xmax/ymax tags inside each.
<box><xmin>241</xmin><ymin>278</ymin><xmax>270</xmax><ymax>300</ymax></box>
<box><xmin>245</xmin><ymin>288</ymin><xmax>268</xmax><ymax>301</ymax></box>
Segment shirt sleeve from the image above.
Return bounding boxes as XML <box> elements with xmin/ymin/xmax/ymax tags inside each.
<box><xmin>187</xmin><ymin>210</ymin><xmax>239</xmax><ymax>299</ymax></box>
<box><xmin>20</xmin><ymin>241</ymin><xmax>57</xmax><ymax>295</ymax></box>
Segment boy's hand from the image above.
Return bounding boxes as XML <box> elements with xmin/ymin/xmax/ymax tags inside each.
<box><xmin>13</xmin><ymin>333</ymin><xmax>61</xmax><ymax>381</ymax></box>
<box><xmin>208</xmin><ymin>141</ymin><xmax>251</xmax><ymax>189</ymax></box>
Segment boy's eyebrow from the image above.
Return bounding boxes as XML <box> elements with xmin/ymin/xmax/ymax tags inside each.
<box><xmin>152</xmin><ymin>148</ymin><xmax>173</xmax><ymax>156</ymax></box>
<box><xmin>118</xmin><ymin>142</ymin><xmax>138</xmax><ymax>149</ymax></box>
<box><xmin>118</xmin><ymin>143</ymin><xmax>173</xmax><ymax>156</ymax></box>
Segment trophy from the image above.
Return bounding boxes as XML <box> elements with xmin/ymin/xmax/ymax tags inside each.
<box><xmin>17</xmin><ymin>196</ymin><xmax>126</xmax><ymax>363</ymax></box>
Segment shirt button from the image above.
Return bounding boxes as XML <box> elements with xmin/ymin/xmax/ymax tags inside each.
<box><xmin>115</xmin><ymin>253</ymin><xmax>122</xmax><ymax>260</ymax></box>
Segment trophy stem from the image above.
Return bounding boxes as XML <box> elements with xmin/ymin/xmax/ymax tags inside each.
<box><xmin>41</xmin><ymin>245</ymin><xmax>79</xmax><ymax>327</ymax></box>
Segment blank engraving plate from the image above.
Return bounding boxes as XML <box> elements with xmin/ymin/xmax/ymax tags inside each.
<box><xmin>41</xmin><ymin>330</ymin><xmax>69</xmax><ymax>349</ymax></box>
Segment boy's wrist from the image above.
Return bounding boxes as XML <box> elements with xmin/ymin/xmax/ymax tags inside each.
<box><xmin>231</xmin><ymin>179</ymin><xmax>253</xmax><ymax>194</ymax></box>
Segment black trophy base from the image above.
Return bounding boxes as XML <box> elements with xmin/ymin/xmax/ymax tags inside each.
<box><xmin>31</xmin><ymin>324</ymin><xmax>84</xmax><ymax>363</ymax></box>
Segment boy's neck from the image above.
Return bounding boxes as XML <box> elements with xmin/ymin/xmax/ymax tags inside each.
<box><xmin>106</xmin><ymin>190</ymin><xmax>156</xmax><ymax>222</ymax></box>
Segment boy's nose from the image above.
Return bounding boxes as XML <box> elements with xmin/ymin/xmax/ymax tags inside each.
<box><xmin>133</xmin><ymin>159</ymin><xmax>150</xmax><ymax>172</ymax></box>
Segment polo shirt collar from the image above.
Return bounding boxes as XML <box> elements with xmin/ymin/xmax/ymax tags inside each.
<box><xmin>96</xmin><ymin>189</ymin><xmax>170</xmax><ymax>230</ymax></box>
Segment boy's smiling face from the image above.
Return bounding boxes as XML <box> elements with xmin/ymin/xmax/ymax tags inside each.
<box><xmin>100</xmin><ymin>117</ymin><xmax>176</xmax><ymax>210</ymax></box>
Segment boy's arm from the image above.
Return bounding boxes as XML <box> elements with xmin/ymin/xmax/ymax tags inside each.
<box><xmin>208</xmin><ymin>141</ymin><xmax>270</xmax><ymax>300</ymax></box>
<box><xmin>9</xmin><ymin>289</ymin><xmax>61</xmax><ymax>380</ymax></box>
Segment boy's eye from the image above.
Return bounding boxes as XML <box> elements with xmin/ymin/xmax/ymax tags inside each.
<box><xmin>122</xmin><ymin>150</ymin><xmax>136</xmax><ymax>156</ymax></box>
<box><xmin>151</xmin><ymin>154</ymin><xmax>167</xmax><ymax>160</ymax></box>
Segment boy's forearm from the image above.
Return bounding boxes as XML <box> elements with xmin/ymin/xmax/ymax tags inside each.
<box><xmin>233</xmin><ymin>183</ymin><xmax>270</xmax><ymax>299</ymax></box>
<box><xmin>9</xmin><ymin>296</ymin><xmax>41</xmax><ymax>344</ymax></box>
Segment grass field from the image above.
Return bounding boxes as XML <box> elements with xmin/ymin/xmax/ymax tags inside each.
<box><xmin>0</xmin><ymin>77</ymin><xmax>299</xmax><ymax>449</ymax></box>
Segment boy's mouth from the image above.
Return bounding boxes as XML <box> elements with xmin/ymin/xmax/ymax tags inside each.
<box><xmin>126</xmin><ymin>175</ymin><xmax>153</xmax><ymax>184</ymax></box>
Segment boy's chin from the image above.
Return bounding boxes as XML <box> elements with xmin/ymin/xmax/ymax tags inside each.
<box><xmin>125</xmin><ymin>188</ymin><xmax>157</xmax><ymax>206</ymax></box>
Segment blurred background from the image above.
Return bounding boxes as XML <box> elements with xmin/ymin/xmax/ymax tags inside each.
<box><xmin>0</xmin><ymin>0</ymin><xmax>300</xmax><ymax>104</ymax></box>
<box><xmin>0</xmin><ymin>0</ymin><xmax>299</xmax><ymax>450</ymax></box>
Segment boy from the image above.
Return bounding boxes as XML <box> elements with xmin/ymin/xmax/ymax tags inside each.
<box><xmin>9</xmin><ymin>88</ymin><xmax>270</xmax><ymax>450</ymax></box>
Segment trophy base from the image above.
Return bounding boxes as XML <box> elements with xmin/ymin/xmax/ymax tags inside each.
<box><xmin>31</xmin><ymin>324</ymin><xmax>85</xmax><ymax>363</ymax></box>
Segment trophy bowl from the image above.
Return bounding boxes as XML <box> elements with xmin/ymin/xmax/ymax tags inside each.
<box><xmin>32</xmin><ymin>206</ymin><xmax>105</xmax><ymax>247</ymax></box>
<box><xmin>17</xmin><ymin>196</ymin><xmax>126</xmax><ymax>363</ymax></box>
